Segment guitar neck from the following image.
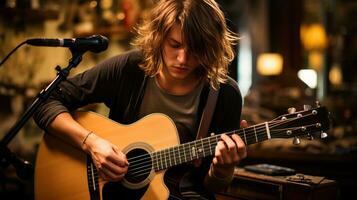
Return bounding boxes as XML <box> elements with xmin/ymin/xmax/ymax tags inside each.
<box><xmin>152</xmin><ymin>123</ymin><xmax>270</xmax><ymax>171</ymax></box>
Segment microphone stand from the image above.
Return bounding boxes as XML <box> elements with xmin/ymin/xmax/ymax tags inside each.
<box><xmin>0</xmin><ymin>49</ymin><xmax>84</xmax><ymax>180</ymax></box>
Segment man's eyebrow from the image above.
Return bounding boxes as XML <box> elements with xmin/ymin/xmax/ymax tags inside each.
<box><xmin>168</xmin><ymin>38</ymin><xmax>182</xmax><ymax>44</ymax></box>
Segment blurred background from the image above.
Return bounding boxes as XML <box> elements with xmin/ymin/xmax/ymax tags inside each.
<box><xmin>0</xmin><ymin>0</ymin><xmax>356</xmax><ymax>199</ymax></box>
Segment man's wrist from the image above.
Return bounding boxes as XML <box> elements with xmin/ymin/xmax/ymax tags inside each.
<box><xmin>81</xmin><ymin>131</ymin><xmax>96</xmax><ymax>153</ymax></box>
<box><xmin>210</xmin><ymin>164</ymin><xmax>234</xmax><ymax>180</ymax></box>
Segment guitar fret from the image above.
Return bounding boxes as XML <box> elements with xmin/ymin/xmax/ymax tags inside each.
<box><xmin>183</xmin><ymin>144</ymin><xmax>187</xmax><ymax>163</ymax></box>
<box><xmin>155</xmin><ymin>153</ymin><xmax>158</xmax><ymax>170</ymax></box>
<box><xmin>156</xmin><ymin>151</ymin><xmax>159</xmax><ymax>170</ymax></box>
<box><xmin>152</xmin><ymin>153</ymin><xmax>156</xmax><ymax>171</ymax></box>
<box><xmin>191</xmin><ymin>146</ymin><xmax>196</xmax><ymax>159</ymax></box>
<box><xmin>171</xmin><ymin>148</ymin><xmax>174</xmax><ymax>167</ymax></box>
<box><xmin>194</xmin><ymin>144</ymin><xmax>199</xmax><ymax>159</ymax></box>
<box><xmin>212</xmin><ymin>137</ymin><xmax>217</xmax><ymax>155</ymax></box>
<box><xmin>177</xmin><ymin>146</ymin><xmax>181</xmax><ymax>164</ymax></box>
<box><xmin>254</xmin><ymin>126</ymin><xmax>258</xmax><ymax>142</ymax></box>
<box><xmin>160</xmin><ymin>150</ymin><xmax>164</xmax><ymax>170</ymax></box>
<box><xmin>265</xmin><ymin>122</ymin><xmax>271</xmax><ymax>139</ymax></box>
<box><xmin>169</xmin><ymin>148</ymin><xmax>172</xmax><ymax>167</ymax></box>
<box><xmin>165</xmin><ymin>149</ymin><xmax>169</xmax><ymax>168</ymax></box>
<box><xmin>243</xmin><ymin>128</ymin><xmax>247</xmax><ymax>144</ymax></box>
<box><xmin>208</xmin><ymin>137</ymin><xmax>213</xmax><ymax>155</ymax></box>
<box><xmin>188</xmin><ymin>143</ymin><xmax>192</xmax><ymax>161</ymax></box>
<box><xmin>155</xmin><ymin>152</ymin><xmax>158</xmax><ymax>170</ymax></box>
<box><xmin>164</xmin><ymin>149</ymin><xmax>169</xmax><ymax>168</ymax></box>
<box><xmin>168</xmin><ymin>148</ymin><xmax>172</xmax><ymax>167</ymax></box>
<box><xmin>201</xmin><ymin>139</ymin><xmax>205</xmax><ymax>157</ymax></box>
<box><xmin>173</xmin><ymin>147</ymin><xmax>177</xmax><ymax>166</ymax></box>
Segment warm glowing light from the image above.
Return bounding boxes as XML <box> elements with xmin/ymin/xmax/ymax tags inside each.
<box><xmin>300</xmin><ymin>24</ymin><xmax>327</xmax><ymax>51</ymax></box>
<box><xmin>298</xmin><ymin>69</ymin><xmax>317</xmax><ymax>89</ymax></box>
<box><xmin>329</xmin><ymin>64</ymin><xmax>343</xmax><ymax>86</ymax></box>
<box><xmin>308</xmin><ymin>51</ymin><xmax>323</xmax><ymax>70</ymax></box>
<box><xmin>90</xmin><ymin>1</ymin><xmax>98</xmax><ymax>8</ymax></box>
<box><xmin>257</xmin><ymin>53</ymin><xmax>283</xmax><ymax>76</ymax></box>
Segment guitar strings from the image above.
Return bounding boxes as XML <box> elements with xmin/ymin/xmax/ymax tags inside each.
<box><xmin>95</xmin><ymin>122</ymin><xmax>317</xmax><ymax>183</ymax></box>
<box><xmin>94</xmin><ymin>122</ymin><xmax>309</xmax><ymax>184</ymax></box>
<box><xmin>95</xmin><ymin>112</ymin><xmax>318</xmax><ymax>180</ymax></box>
<box><xmin>95</xmin><ymin>112</ymin><xmax>316</xmax><ymax>184</ymax></box>
<box><xmin>127</xmin><ymin>118</ymin><xmax>286</xmax><ymax>163</ymax></box>
<box><xmin>126</xmin><ymin>120</ymin><xmax>279</xmax><ymax>169</ymax></box>
<box><xmin>126</xmin><ymin>115</ymin><xmax>309</xmax><ymax>173</ymax></box>
<box><xmin>127</xmin><ymin>115</ymin><xmax>295</xmax><ymax>165</ymax></box>
<box><xmin>126</xmin><ymin>124</ymin><xmax>319</xmax><ymax>178</ymax></box>
<box><xmin>96</xmin><ymin>119</ymin><xmax>282</xmax><ymax>182</ymax></box>
<box><xmin>125</xmin><ymin>117</ymin><xmax>314</xmax><ymax>177</ymax></box>
<box><xmin>128</xmin><ymin>129</ymin><xmax>278</xmax><ymax>175</ymax></box>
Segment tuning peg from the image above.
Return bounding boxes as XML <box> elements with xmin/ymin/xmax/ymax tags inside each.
<box><xmin>293</xmin><ymin>136</ymin><xmax>301</xmax><ymax>145</ymax></box>
<box><xmin>307</xmin><ymin>133</ymin><xmax>314</xmax><ymax>140</ymax></box>
<box><xmin>320</xmin><ymin>132</ymin><xmax>328</xmax><ymax>138</ymax></box>
<box><xmin>316</xmin><ymin>101</ymin><xmax>321</xmax><ymax>107</ymax></box>
<box><xmin>303</xmin><ymin>105</ymin><xmax>311</xmax><ymax>110</ymax></box>
<box><xmin>288</xmin><ymin>107</ymin><xmax>296</xmax><ymax>114</ymax></box>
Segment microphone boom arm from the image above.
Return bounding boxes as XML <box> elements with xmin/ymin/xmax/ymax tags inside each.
<box><xmin>0</xmin><ymin>50</ymin><xmax>84</xmax><ymax>179</ymax></box>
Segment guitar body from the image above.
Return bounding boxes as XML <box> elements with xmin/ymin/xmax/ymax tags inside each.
<box><xmin>35</xmin><ymin>111</ymin><xmax>180</xmax><ymax>200</ymax></box>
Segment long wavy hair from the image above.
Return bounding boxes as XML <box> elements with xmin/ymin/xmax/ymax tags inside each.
<box><xmin>132</xmin><ymin>0</ymin><xmax>239</xmax><ymax>89</ymax></box>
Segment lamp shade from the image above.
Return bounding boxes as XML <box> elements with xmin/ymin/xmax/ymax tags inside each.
<box><xmin>298</xmin><ymin>69</ymin><xmax>317</xmax><ymax>89</ymax></box>
<box><xmin>300</xmin><ymin>24</ymin><xmax>327</xmax><ymax>51</ymax></box>
<box><xmin>257</xmin><ymin>53</ymin><xmax>283</xmax><ymax>76</ymax></box>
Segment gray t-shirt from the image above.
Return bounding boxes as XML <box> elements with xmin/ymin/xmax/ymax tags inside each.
<box><xmin>139</xmin><ymin>76</ymin><xmax>204</xmax><ymax>143</ymax></box>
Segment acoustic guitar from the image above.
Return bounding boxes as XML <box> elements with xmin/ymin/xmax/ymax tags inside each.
<box><xmin>35</xmin><ymin>106</ymin><xmax>330</xmax><ymax>200</ymax></box>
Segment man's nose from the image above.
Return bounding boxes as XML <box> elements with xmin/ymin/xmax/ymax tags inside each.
<box><xmin>177</xmin><ymin>49</ymin><xmax>187</xmax><ymax>64</ymax></box>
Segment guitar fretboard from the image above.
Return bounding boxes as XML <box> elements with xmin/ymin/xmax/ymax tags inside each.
<box><xmin>152</xmin><ymin>123</ymin><xmax>270</xmax><ymax>171</ymax></box>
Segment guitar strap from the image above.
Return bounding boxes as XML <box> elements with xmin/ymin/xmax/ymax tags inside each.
<box><xmin>196</xmin><ymin>86</ymin><xmax>219</xmax><ymax>140</ymax></box>
<box><xmin>173</xmin><ymin>86</ymin><xmax>220</xmax><ymax>199</ymax></box>
<box><xmin>167</xmin><ymin>85</ymin><xmax>220</xmax><ymax>200</ymax></box>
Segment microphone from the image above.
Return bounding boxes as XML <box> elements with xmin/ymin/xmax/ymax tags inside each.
<box><xmin>26</xmin><ymin>35</ymin><xmax>109</xmax><ymax>53</ymax></box>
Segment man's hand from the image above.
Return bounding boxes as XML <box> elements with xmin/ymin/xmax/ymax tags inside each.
<box><xmin>211</xmin><ymin>120</ymin><xmax>248</xmax><ymax>178</ymax></box>
<box><xmin>83</xmin><ymin>134</ymin><xmax>128</xmax><ymax>181</ymax></box>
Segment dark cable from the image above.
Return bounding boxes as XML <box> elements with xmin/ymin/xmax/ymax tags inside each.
<box><xmin>0</xmin><ymin>41</ymin><xmax>27</xmax><ymax>67</ymax></box>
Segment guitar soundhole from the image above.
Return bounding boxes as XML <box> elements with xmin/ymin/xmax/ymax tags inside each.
<box><xmin>125</xmin><ymin>148</ymin><xmax>152</xmax><ymax>184</ymax></box>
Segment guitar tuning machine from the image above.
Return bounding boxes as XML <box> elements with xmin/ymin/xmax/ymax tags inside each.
<box><xmin>307</xmin><ymin>133</ymin><xmax>314</xmax><ymax>140</ymax></box>
<box><xmin>293</xmin><ymin>136</ymin><xmax>301</xmax><ymax>145</ymax></box>
<box><xmin>320</xmin><ymin>132</ymin><xmax>328</xmax><ymax>138</ymax></box>
<box><xmin>303</xmin><ymin>104</ymin><xmax>311</xmax><ymax>110</ymax></box>
<box><xmin>288</xmin><ymin>107</ymin><xmax>296</xmax><ymax>114</ymax></box>
<box><xmin>316</xmin><ymin>101</ymin><xmax>321</xmax><ymax>107</ymax></box>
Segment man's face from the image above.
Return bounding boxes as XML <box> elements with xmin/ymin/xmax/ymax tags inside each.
<box><xmin>161</xmin><ymin>23</ymin><xmax>200</xmax><ymax>83</ymax></box>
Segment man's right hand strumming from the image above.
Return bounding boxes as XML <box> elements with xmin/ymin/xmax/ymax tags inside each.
<box><xmin>82</xmin><ymin>133</ymin><xmax>129</xmax><ymax>181</ymax></box>
<box><xmin>48</xmin><ymin>112</ymin><xmax>129</xmax><ymax>182</ymax></box>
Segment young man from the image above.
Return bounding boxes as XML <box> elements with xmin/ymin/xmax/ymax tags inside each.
<box><xmin>34</xmin><ymin>0</ymin><xmax>247</xmax><ymax>199</ymax></box>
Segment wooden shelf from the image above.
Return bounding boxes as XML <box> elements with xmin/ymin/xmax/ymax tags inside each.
<box><xmin>0</xmin><ymin>8</ymin><xmax>59</xmax><ymax>22</ymax></box>
<box><xmin>74</xmin><ymin>25</ymin><xmax>131</xmax><ymax>38</ymax></box>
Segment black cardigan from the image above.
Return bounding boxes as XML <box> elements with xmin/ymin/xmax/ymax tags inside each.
<box><xmin>34</xmin><ymin>49</ymin><xmax>242</xmax><ymax>134</ymax></box>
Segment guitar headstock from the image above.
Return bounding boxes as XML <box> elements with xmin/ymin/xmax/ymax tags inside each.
<box><xmin>269</xmin><ymin>104</ymin><xmax>330</xmax><ymax>142</ymax></box>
